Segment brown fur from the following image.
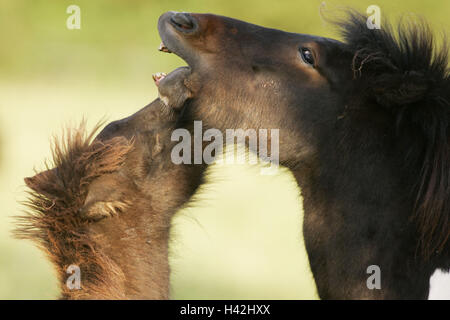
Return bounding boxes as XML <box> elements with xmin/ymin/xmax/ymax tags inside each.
<box><xmin>15</xmin><ymin>123</ymin><xmax>134</xmax><ymax>299</ymax></box>
<box><xmin>15</xmin><ymin>99</ymin><xmax>206</xmax><ymax>299</ymax></box>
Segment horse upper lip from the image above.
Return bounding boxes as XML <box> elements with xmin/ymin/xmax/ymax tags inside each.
<box><xmin>158</xmin><ymin>11</ymin><xmax>198</xmax><ymax>68</ymax></box>
<box><xmin>158</xmin><ymin>42</ymin><xmax>172</xmax><ymax>53</ymax></box>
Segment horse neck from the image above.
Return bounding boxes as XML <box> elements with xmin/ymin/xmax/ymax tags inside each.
<box><xmin>289</xmin><ymin>121</ymin><xmax>437</xmax><ymax>299</ymax></box>
<box><xmin>61</xmin><ymin>146</ymin><xmax>205</xmax><ymax>299</ymax></box>
<box><xmin>63</xmin><ymin>203</ymin><xmax>171</xmax><ymax>300</ymax></box>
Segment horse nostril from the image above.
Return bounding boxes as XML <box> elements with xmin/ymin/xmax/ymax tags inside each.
<box><xmin>170</xmin><ymin>12</ymin><xmax>195</xmax><ymax>31</ymax></box>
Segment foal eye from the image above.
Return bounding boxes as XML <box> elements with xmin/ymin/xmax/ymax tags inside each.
<box><xmin>299</xmin><ymin>47</ymin><xmax>315</xmax><ymax>66</ymax></box>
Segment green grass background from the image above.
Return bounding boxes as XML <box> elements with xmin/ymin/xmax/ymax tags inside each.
<box><xmin>0</xmin><ymin>0</ymin><xmax>448</xmax><ymax>299</ymax></box>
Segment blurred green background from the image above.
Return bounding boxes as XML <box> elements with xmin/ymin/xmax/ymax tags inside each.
<box><xmin>0</xmin><ymin>0</ymin><xmax>449</xmax><ymax>299</ymax></box>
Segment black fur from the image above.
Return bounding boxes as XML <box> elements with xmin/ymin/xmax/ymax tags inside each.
<box><xmin>336</xmin><ymin>12</ymin><xmax>449</xmax><ymax>261</ymax></box>
<box><xmin>157</xmin><ymin>10</ymin><xmax>449</xmax><ymax>298</ymax></box>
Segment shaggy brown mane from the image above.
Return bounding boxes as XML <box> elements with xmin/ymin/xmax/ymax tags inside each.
<box><xmin>335</xmin><ymin>12</ymin><xmax>450</xmax><ymax>259</ymax></box>
<box><xmin>14</xmin><ymin>122</ymin><xmax>134</xmax><ymax>299</ymax></box>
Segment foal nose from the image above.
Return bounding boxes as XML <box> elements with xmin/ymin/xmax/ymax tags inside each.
<box><xmin>170</xmin><ymin>12</ymin><xmax>196</xmax><ymax>31</ymax></box>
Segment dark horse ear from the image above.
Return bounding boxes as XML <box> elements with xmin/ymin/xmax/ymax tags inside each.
<box><xmin>370</xmin><ymin>71</ymin><xmax>431</xmax><ymax>108</ymax></box>
<box><xmin>337</xmin><ymin>12</ymin><xmax>450</xmax><ymax>259</ymax></box>
<box><xmin>339</xmin><ymin>14</ymin><xmax>448</xmax><ymax>110</ymax></box>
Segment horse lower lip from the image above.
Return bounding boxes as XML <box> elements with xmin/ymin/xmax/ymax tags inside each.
<box><xmin>152</xmin><ymin>72</ymin><xmax>167</xmax><ymax>86</ymax></box>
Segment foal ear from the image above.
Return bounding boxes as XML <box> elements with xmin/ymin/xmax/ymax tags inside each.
<box><xmin>80</xmin><ymin>173</ymin><xmax>134</xmax><ymax>221</ymax></box>
<box><xmin>24</xmin><ymin>174</ymin><xmax>41</xmax><ymax>192</ymax></box>
<box><xmin>24</xmin><ymin>168</ymin><xmax>58</xmax><ymax>195</ymax></box>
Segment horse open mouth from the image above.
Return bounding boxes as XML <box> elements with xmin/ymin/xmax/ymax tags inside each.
<box><xmin>152</xmin><ymin>41</ymin><xmax>188</xmax><ymax>87</ymax></box>
<box><xmin>153</xmin><ymin>12</ymin><xmax>198</xmax><ymax>88</ymax></box>
<box><xmin>151</xmin><ymin>41</ymin><xmax>176</xmax><ymax>86</ymax></box>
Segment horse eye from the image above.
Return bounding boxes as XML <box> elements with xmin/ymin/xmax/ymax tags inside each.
<box><xmin>300</xmin><ymin>47</ymin><xmax>315</xmax><ymax>66</ymax></box>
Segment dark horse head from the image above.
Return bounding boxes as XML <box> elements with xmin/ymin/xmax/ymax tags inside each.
<box><xmin>157</xmin><ymin>11</ymin><xmax>449</xmax><ymax>299</ymax></box>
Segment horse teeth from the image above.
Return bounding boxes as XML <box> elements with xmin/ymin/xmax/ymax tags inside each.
<box><xmin>158</xmin><ymin>42</ymin><xmax>172</xmax><ymax>53</ymax></box>
<box><xmin>152</xmin><ymin>72</ymin><xmax>167</xmax><ymax>86</ymax></box>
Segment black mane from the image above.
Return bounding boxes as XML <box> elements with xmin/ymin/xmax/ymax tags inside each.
<box><xmin>336</xmin><ymin>12</ymin><xmax>449</xmax><ymax>259</ymax></box>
